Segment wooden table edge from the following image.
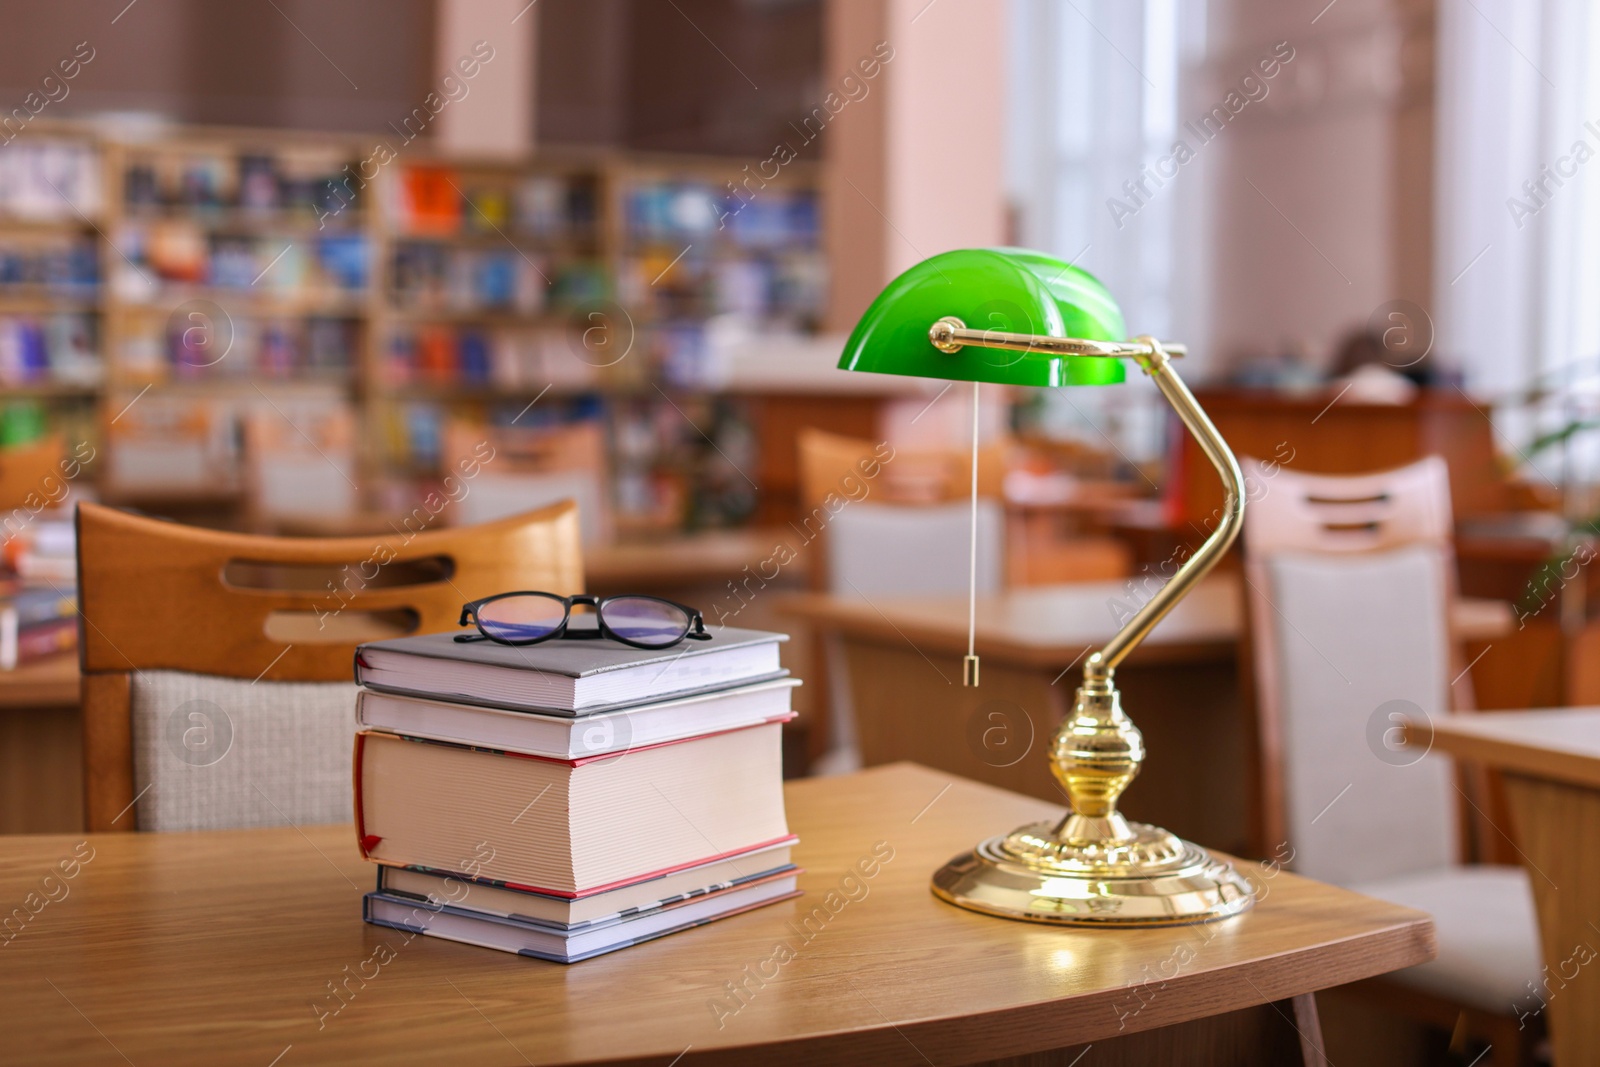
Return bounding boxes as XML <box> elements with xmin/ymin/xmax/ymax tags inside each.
<box><xmin>577</xmin><ymin>914</ymin><xmax>1435</xmax><ymax>1066</ymax></box>
<box><xmin>775</xmin><ymin>595</ymin><xmax>1232</xmax><ymax>668</ymax></box>
<box><xmin>0</xmin><ymin>653</ymin><xmax>80</xmax><ymax>708</ymax></box>
<box><xmin>1419</xmin><ymin>714</ymin><xmax>1600</xmax><ymax>791</ymax></box>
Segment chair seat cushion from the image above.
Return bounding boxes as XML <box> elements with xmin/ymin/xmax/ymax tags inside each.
<box><xmin>1352</xmin><ymin>865</ymin><xmax>1541</xmax><ymax>1014</ymax></box>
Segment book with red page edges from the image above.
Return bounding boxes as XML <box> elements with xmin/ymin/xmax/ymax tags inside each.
<box><xmin>353</xmin><ymin>718</ymin><xmax>792</xmax><ymax>897</ymax></box>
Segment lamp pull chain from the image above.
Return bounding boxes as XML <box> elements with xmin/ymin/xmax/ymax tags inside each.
<box><xmin>964</xmin><ymin>379</ymin><xmax>981</xmax><ymax>687</ymax></box>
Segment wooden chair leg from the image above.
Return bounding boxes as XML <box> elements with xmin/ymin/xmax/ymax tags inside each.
<box><xmin>1483</xmin><ymin>1011</ymin><xmax>1534</xmax><ymax>1067</ymax></box>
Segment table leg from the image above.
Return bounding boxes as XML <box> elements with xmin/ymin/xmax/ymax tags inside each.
<box><xmin>1503</xmin><ymin>772</ymin><xmax>1600</xmax><ymax>1066</ymax></box>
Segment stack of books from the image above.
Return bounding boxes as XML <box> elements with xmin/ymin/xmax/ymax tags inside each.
<box><xmin>351</xmin><ymin>621</ymin><xmax>800</xmax><ymax>963</ymax></box>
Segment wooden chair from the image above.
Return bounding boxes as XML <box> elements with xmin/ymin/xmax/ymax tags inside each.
<box><xmin>441</xmin><ymin>419</ymin><xmax>612</xmax><ymax>545</ymax></box>
<box><xmin>796</xmin><ymin>429</ymin><xmax>1005</xmax><ymax>590</ymax></box>
<box><xmin>241</xmin><ymin>401</ymin><xmax>360</xmax><ymax>530</ymax></box>
<box><xmin>1240</xmin><ymin>457</ymin><xmax>1539</xmax><ymax>1066</ymax></box>
<box><xmin>76</xmin><ymin>498</ymin><xmax>582</xmax><ymax>832</ymax></box>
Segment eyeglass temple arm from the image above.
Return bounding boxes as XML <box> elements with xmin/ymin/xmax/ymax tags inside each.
<box><xmin>928</xmin><ymin>324</ymin><xmax>1240</xmax><ymax>685</ymax></box>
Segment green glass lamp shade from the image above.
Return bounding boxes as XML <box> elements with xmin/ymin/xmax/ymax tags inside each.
<box><xmin>837</xmin><ymin>247</ymin><xmax>1128</xmax><ymax>387</ymax></box>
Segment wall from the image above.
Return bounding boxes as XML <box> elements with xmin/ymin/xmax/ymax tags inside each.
<box><xmin>1192</xmin><ymin>0</ymin><xmax>1435</xmax><ymax>374</ymax></box>
<box><xmin>823</xmin><ymin>0</ymin><xmax>1008</xmax><ymax>332</ymax></box>
<box><xmin>0</xmin><ymin>0</ymin><xmax>434</xmax><ymax>133</ymax></box>
<box><xmin>535</xmin><ymin>0</ymin><xmax>824</xmax><ymax>156</ymax></box>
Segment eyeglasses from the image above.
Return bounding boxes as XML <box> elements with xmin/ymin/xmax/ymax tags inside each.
<box><xmin>456</xmin><ymin>592</ymin><xmax>712</xmax><ymax>650</ymax></box>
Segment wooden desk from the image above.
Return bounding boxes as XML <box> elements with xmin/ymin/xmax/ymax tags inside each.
<box><xmin>782</xmin><ymin>576</ymin><xmax>1511</xmax><ymax>855</ymax></box>
<box><xmin>1422</xmin><ymin>708</ymin><xmax>1600</xmax><ymax>1066</ymax></box>
<box><xmin>0</xmin><ymin>653</ymin><xmax>79</xmax><ymax>709</ymax></box>
<box><xmin>585</xmin><ymin>527</ymin><xmax>807</xmax><ymax>593</ymax></box>
<box><xmin>0</xmin><ymin>763</ymin><xmax>1431</xmax><ymax>1065</ymax></box>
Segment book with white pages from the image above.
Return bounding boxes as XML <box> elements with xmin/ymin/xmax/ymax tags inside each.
<box><xmin>365</xmin><ymin>872</ymin><xmax>801</xmax><ymax>963</ymax></box>
<box><xmin>355</xmin><ymin>677</ymin><xmax>799</xmax><ymax>759</ymax></box>
<box><xmin>375</xmin><ymin>837</ymin><xmax>797</xmax><ymax>928</ymax></box>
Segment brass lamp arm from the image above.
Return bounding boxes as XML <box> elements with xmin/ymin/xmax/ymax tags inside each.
<box><xmin>926</xmin><ymin>316</ymin><xmax>1257</xmax><ymax>928</ymax></box>
<box><xmin>929</xmin><ymin>317</ymin><xmax>1188</xmax><ymax>358</ymax></box>
<box><xmin>1088</xmin><ymin>339</ymin><xmax>1242</xmax><ymax>681</ymax></box>
<box><xmin>927</xmin><ymin>320</ymin><xmax>1241</xmax><ymax>684</ymax></box>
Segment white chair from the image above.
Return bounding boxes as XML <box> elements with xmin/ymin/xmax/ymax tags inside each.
<box><xmin>826</xmin><ymin>499</ymin><xmax>1003</xmax><ymax>599</ymax></box>
<box><xmin>1243</xmin><ymin>456</ymin><xmax>1540</xmax><ymax>1064</ymax></box>
<box><xmin>443</xmin><ymin>419</ymin><xmax>612</xmax><ymax>545</ymax></box>
<box><xmin>808</xmin><ymin>498</ymin><xmax>1003</xmax><ymax>776</ymax></box>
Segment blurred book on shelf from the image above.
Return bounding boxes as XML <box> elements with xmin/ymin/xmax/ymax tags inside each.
<box><xmin>118</xmin><ymin>313</ymin><xmax>360</xmax><ymax>384</ymax></box>
<box><xmin>0</xmin><ymin>139</ymin><xmax>102</xmax><ymax>221</ymax></box>
<box><xmin>391</xmin><ymin>164</ymin><xmax>598</xmax><ymax>241</ymax></box>
<box><xmin>0</xmin><ymin>514</ymin><xmax>78</xmax><ymax>671</ymax></box>
<box><xmin>0</xmin><ymin>313</ymin><xmax>100</xmax><ymax>387</ymax></box>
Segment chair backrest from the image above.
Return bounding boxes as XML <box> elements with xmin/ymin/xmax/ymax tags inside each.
<box><xmin>76</xmin><ymin>498</ymin><xmax>582</xmax><ymax>832</ymax></box>
<box><xmin>242</xmin><ymin>401</ymin><xmax>359</xmax><ymax>527</ymax></box>
<box><xmin>826</xmin><ymin>500</ymin><xmax>1004</xmax><ymax>599</ymax></box>
<box><xmin>1241</xmin><ymin>456</ymin><xmax>1462</xmax><ymax>884</ymax></box>
<box><xmin>797</xmin><ymin>429</ymin><xmax>1007</xmax><ymax>591</ymax></box>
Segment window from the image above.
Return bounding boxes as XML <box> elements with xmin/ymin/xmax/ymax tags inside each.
<box><xmin>1005</xmin><ymin>0</ymin><xmax>1207</xmax><ymax>467</ymax></box>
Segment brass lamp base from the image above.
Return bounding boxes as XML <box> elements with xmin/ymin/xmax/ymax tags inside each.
<box><xmin>930</xmin><ymin>675</ymin><xmax>1257</xmax><ymax>927</ymax></box>
<box><xmin>931</xmin><ymin>822</ymin><xmax>1255</xmax><ymax>927</ymax></box>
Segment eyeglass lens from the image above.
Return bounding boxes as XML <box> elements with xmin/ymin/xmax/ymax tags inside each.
<box><xmin>476</xmin><ymin>593</ymin><xmax>568</xmax><ymax>643</ymax></box>
<box><xmin>600</xmin><ymin>596</ymin><xmax>690</xmax><ymax>646</ymax></box>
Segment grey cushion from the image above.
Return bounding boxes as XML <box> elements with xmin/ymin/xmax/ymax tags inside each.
<box><xmin>1354</xmin><ymin>865</ymin><xmax>1542</xmax><ymax>1013</ymax></box>
<box><xmin>828</xmin><ymin>500</ymin><xmax>1002</xmax><ymax>597</ymax></box>
<box><xmin>1266</xmin><ymin>546</ymin><xmax>1458</xmax><ymax>884</ymax></box>
<box><xmin>129</xmin><ymin>670</ymin><xmax>357</xmax><ymax>831</ymax></box>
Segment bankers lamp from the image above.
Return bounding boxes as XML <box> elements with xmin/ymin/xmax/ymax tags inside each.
<box><xmin>838</xmin><ymin>248</ymin><xmax>1255</xmax><ymax>925</ymax></box>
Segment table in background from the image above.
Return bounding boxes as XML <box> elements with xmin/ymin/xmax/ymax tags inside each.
<box><xmin>585</xmin><ymin>528</ymin><xmax>806</xmax><ymax>594</ymax></box>
<box><xmin>782</xmin><ymin>574</ymin><xmax>1514</xmax><ymax>857</ymax></box>
<box><xmin>0</xmin><ymin>763</ymin><xmax>1432</xmax><ymax>1066</ymax></box>
<box><xmin>1420</xmin><ymin>708</ymin><xmax>1600</xmax><ymax>1066</ymax></box>
<box><xmin>0</xmin><ymin>653</ymin><xmax>80</xmax><ymax>834</ymax></box>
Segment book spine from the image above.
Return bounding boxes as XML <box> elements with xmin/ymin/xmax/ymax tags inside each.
<box><xmin>10</xmin><ymin>591</ymin><xmax>76</xmax><ymax>629</ymax></box>
<box><xmin>8</xmin><ymin>617</ymin><xmax>76</xmax><ymax>667</ymax></box>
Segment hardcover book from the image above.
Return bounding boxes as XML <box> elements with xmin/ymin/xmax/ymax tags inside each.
<box><xmin>355</xmin><ymin>676</ymin><xmax>798</xmax><ymax>759</ymax></box>
<box><xmin>353</xmin><ymin>623</ymin><xmax>787</xmax><ymax>715</ymax></box>
<box><xmin>355</xmin><ymin>721</ymin><xmax>790</xmax><ymax>895</ymax></box>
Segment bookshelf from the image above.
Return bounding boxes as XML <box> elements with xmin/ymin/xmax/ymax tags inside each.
<box><xmin>0</xmin><ymin>122</ymin><xmax>841</xmax><ymax>537</ymax></box>
<box><xmin>0</xmin><ymin>133</ymin><xmax>104</xmax><ymax>457</ymax></box>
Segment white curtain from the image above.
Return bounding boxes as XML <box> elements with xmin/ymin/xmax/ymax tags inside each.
<box><xmin>1005</xmin><ymin>0</ymin><xmax>1209</xmax><ymax>464</ymax></box>
<box><xmin>1436</xmin><ymin>0</ymin><xmax>1600</xmax><ymax>481</ymax></box>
